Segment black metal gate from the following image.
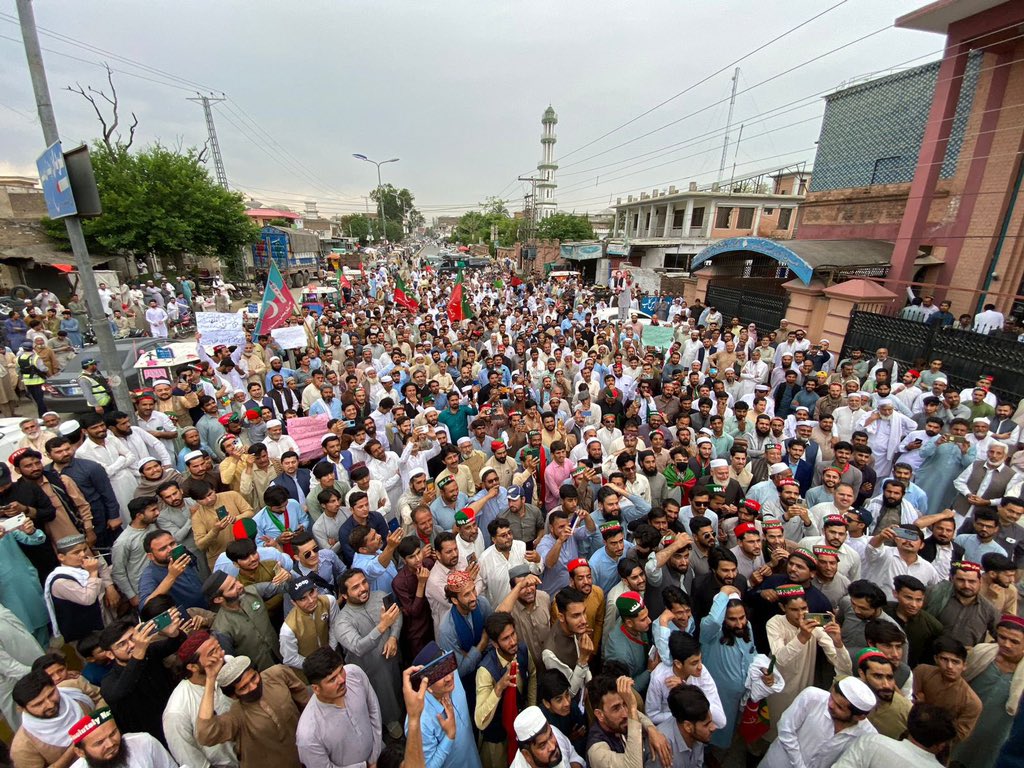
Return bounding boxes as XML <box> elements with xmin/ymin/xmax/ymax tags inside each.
<box><xmin>705</xmin><ymin>284</ymin><xmax>789</xmax><ymax>337</ymax></box>
<box><xmin>845</xmin><ymin>309</ymin><xmax>1024</xmax><ymax>404</ymax></box>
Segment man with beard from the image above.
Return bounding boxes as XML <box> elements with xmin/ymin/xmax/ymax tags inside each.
<box><xmin>239</xmin><ymin>443</ymin><xmax>279</xmax><ymax>512</ymax></box>
<box><xmin>154</xmin><ymin>377</ymin><xmax>198</xmax><ymax>429</ymax></box>
<box><xmin>512</xmin><ymin>705</ymin><xmax>585</xmax><ymax>768</ymax></box>
<box><xmin>479</xmin><ymin>517</ymin><xmax>542</xmax><ymax>605</ymax></box>
<box><xmin>857</xmin><ymin>647</ymin><xmax>911</xmax><ymax>739</ymax></box>
<box><xmin>603</xmin><ymin>556</ymin><xmax>648</xmax><ymax>638</ymax></box>
<box><xmin>105</xmin><ymin>409</ymin><xmax>172</xmax><ymax>470</ymax></box>
<box><xmin>925</xmin><ymin>560</ymin><xmax>999</xmax><ymax>647</ymax></box>
<box><xmin>691</xmin><ymin>547</ymin><xmax>748</xmax><ymax>625</ymax></box>
<box><xmin>647</xmin><ymin>685</ymin><xmax>717</xmax><ymax>768</ymax></box>
<box><xmin>644</xmin><ymin>533</ymin><xmax>694</xmax><ymax>611</ymax></box>
<box><xmin>748</xmin><ymin>548</ymin><xmax>832</xmax><ymax>652</ymax></box>
<box><xmin>334</xmin><ymin>568</ymin><xmax>405</xmax><ymax>739</ymax></box>
<box><xmin>761</xmin><ymin>677</ymin><xmax>877</xmax><ymax>768</ymax></box>
<box><xmin>75</xmin><ymin>412</ymin><xmax>137</xmax><ymax>525</ymax></box>
<box><xmin>541</xmin><ymin>588</ymin><xmax>595</xmax><ymax>700</ymax></box>
<box><xmin>98</xmin><ymin>611</ymin><xmax>187</xmax><ymax>747</ymax></box>
<box><xmin>10</xmin><ymin>668</ymin><xmax>98</xmax><ymax>767</ymax></box>
<box><xmin>586</xmin><ymin>675</ymin><xmax>670</xmax><ymax>768</ymax></box>
<box><xmin>602</xmin><ymin>592</ymin><xmax>655</xmax><ymax>695</ymax></box>
<box><xmin>205</xmin><ymin>568</ymin><xmax>291</xmax><ymax>671</ymax></box>
<box><xmin>296</xmin><ymin>647</ymin><xmax>384</xmax><ymax>768</ymax></box>
<box><xmin>508</xmin><ymin>569</ymin><xmax>552</xmax><ymax>668</ymax></box>
<box><xmin>197</xmin><ymin>650</ymin><xmax>309</xmax><ymax>768</ymax></box>
<box><xmin>65</xmin><ymin>706</ymin><xmax>176</xmax><ymax>768</ymax></box>
<box><xmin>136</xmin><ymin>528</ymin><xmax>207</xmax><ymax>610</ymax></box>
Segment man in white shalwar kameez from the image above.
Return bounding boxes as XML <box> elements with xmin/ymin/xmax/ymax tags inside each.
<box><xmin>856</xmin><ymin>400</ymin><xmax>915</xmax><ymax>479</ymax></box>
<box><xmin>145</xmin><ymin>300</ymin><xmax>169</xmax><ymax>339</ymax></box>
<box><xmin>76</xmin><ymin>413</ymin><xmax>138</xmax><ymax>525</ymax></box>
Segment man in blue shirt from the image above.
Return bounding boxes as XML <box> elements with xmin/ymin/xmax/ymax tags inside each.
<box><xmin>339</xmin><ymin>490</ymin><xmax>391</xmax><ymax>566</ymax></box>
<box><xmin>537</xmin><ymin>508</ymin><xmax>598</xmax><ymax>595</ymax></box>
<box><xmin>406</xmin><ymin>641</ymin><xmax>481</xmax><ymax>768</ymax></box>
<box><xmin>350</xmin><ymin>524</ymin><xmax>403</xmax><ymax>593</ymax></box>
<box><xmin>587</xmin><ymin>521</ymin><xmax>634</xmax><ymax>594</ymax></box>
<box><xmin>438</xmin><ymin>391</ymin><xmax>478</xmax><ymax>444</ymax></box>
<box><xmin>137</xmin><ymin>529</ymin><xmax>207</xmax><ymax>610</ymax></box>
<box><xmin>253</xmin><ymin>485</ymin><xmax>312</xmax><ymax>553</ymax></box>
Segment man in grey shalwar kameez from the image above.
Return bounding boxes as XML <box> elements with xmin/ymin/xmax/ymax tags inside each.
<box><xmin>332</xmin><ymin>568</ymin><xmax>405</xmax><ymax>738</ymax></box>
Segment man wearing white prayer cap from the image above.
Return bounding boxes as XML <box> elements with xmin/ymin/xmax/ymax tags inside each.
<box><xmin>761</xmin><ymin>676</ymin><xmax>876</xmax><ymax>768</ymax></box>
<box><xmin>511</xmin><ymin>706</ymin><xmax>584</xmax><ymax>768</ymax></box>
<box><xmin>855</xmin><ymin>397</ymin><xmax>915</xmax><ymax>478</ymax></box>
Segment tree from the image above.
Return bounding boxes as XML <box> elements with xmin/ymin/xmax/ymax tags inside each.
<box><xmin>370</xmin><ymin>184</ymin><xmax>422</xmax><ymax>237</ymax></box>
<box><xmin>42</xmin><ymin>143</ymin><xmax>259</xmax><ymax>278</ymax></box>
<box><xmin>537</xmin><ymin>213</ymin><xmax>594</xmax><ymax>242</ymax></box>
<box><xmin>340</xmin><ymin>214</ymin><xmax>373</xmax><ymax>245</ymax></box>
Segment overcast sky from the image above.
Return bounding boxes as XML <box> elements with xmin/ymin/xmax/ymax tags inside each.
<box><xmin>1</xmin><ymin>0</ymin><xmax>942</xmax><ymax>219</ymax></box>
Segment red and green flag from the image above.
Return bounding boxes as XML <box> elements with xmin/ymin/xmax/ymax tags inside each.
<box><xmin>447</xmin><ymin>270</ymin><xmax>474</xmax><ymax>323</ymax></box>
<box><xmin>393</xmin><ymin>276</ymin><xmax>419</xmax><ymax>311</ymax></box>
<box><xmin>493</xmin><ymin>278</ymin><xmax>504</xmax><ymax>290</ymax></box>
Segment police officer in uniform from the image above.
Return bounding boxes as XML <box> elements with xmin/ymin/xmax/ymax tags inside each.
<box><xmin>78</xmin><ymin>358</ymin><xmax>116</xmax><ymax>414</ymax></box>
<box><xmin>17</xmin><ymin>340</ymin><xmax>48</xmax><ymax>417</ymax></box>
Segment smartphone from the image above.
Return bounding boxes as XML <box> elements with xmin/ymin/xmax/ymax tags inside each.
<box><xmin>215</xmin><ymin>506</ymin><xmax>229</xmax><ymax>520</ymax></box>
<box><xmin>151</xmin><ymin>610</ymin><xmax>174</xmax><ymax>631</ymax></box>
<box><xmin>806</xmin><ymin>612</ymin><xmax>830</xmax><ymax>627</ymax></box>
<box><xmin>525</xmin><ymin>540</ymin><xmax>536</xmax><ymax>552</ymax></box>
<box><xmin>0</xmin><ymin>513</ymin><xmax>27</xmax><ymax>532</ymax></box>
<box><xmin>382</xmin><ymin>593</ymin><xmax>396</xmax><ymax>611</ymax></box>
<box><xmin>951</xmin><ymin>435</ymin><xmax>965</xmax><ymax>443</ymax></box>
<box><xmin>467</xmin><ymin>552</ymin><xmax>478</xmax><ymax>567</ymax></box>
<box><xmin>410</xmin><ymin>650</ymin><xmax>457</xmax><ymax>690</ymax></box>
<box><xmin>567</xmin><ymin>513</ymin><xmax>580</xmax><ymax>533</ymax></box>
<box><xmin>766</xmin><ymin>655</ymin><xmax>776</xmax><ymax>675</ymax></box>
<box><xmin>171</xmin><ymin>544</ymin><xmax>188</xmax><ymax>561</ymax></box>
<box><xmin>893</xmin><ymin>527</ymin><xmax>919</xmax><ymax>541</ymax></box>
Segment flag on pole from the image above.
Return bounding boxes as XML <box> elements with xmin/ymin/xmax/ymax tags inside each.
<box><xmin>393</xmin><ymin>276</ymin><xmax>419</xmax><ymax>311</ymax></box>
<box><xmin>447</xmin><ymin>270</ymin><xmax>474</xmax><ymax>323</ymax></box>
<box><xmin>493</xmin><ymin>278</ymin><xmax>504</xmax><ymax>290</ymax></box>
<box><xmin>254</xmin><ymin>260</ymin><xmax>297</xmax><ymax>336</ymax></box>
<box><xmin>510</xmin><ymin>276</ymin><xmax>523</xmax><ymax>287</ymax></box>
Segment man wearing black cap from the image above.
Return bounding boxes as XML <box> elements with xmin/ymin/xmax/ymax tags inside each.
<box><xmin>205</xmin><ymin>568</ymin><xmax>290</xmax><ymax>671</ymax></box>
<box><xmin>280</xmin><ymin>577</ymin><xmax>339</xmax><ymax>674</ymax></box>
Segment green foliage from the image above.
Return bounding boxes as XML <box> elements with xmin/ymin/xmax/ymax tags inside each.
<box><xmin>369</xmin><ymin>184</ymin><xmax>421</xmax><ymax>238</ymax></box>
<box><xmin>537</xmin><ymin>213</ymin><xmax>594</xmax><ymax>242</ymax></box>
<box><xmin>451</xmin><ymin>208</ymin><xmax>521</xmax><ymax>252</ymax></box>
<box><xmin>42</xmin><ymin>142</ymin><xmax>258</xmax><ymax>278</ymax></box>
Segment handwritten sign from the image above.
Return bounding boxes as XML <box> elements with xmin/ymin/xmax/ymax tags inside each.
<box><xmin>642</xmin><ymin>324</ymin><xmax>675</xmax><ymax>350</ymax></box>
<box><xmin>196</xmin><ymin>312</ymin><xmax>245</xmax><ymax>347</ymax></box>
<box><xmin>286</xmin><ymin>415</ymin><xmax>330</xmax><ymax>462</ymax></box>
<box><xmin>271</xmin><ymin>326</ymin><xmax>308</xmax><ymax>350</ymax></box>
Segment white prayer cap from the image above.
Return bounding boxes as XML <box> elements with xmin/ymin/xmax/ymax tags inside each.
<box><xmin>457</xmin><ymin>437</ymin><xmax>472</xmax><ymax>446</ymax></box>
<box><xmin>269</xmin><ymin>356</ymin><xmax>281</xmax><ymax>362</ymax></box>
<box><xmin>876</xmin><ymin>399</ymin><xmax>894</xmax><ymax>408</ymax></box>
<box><xmin>709</xmin><ymin>459</ymin><xmax>728</xmax><ymax>469</ymax></box>
<box><xmin>423</xmin><ymin>406</ymin><xmax>438</xmax><ymax>415</ymax></box>
<box><xmin>847</xmin><ymin>392</ymin><xmax>862</xmax><ymax>399</ymax></box>
<box><xmin>136</xmin><ymin>457</ymin><xmax>161</xmax><ymax>472</ymax></box>
<box><xmin>972</xmin><ymin>417</ymin><xmax>990</xmax><ymax>424</ymax></box>
<box><xmin>41</xmin><ymin>411</ymin><xmax>59</xmax><ymax>418</ymax></box>
<box><xmin>754</xmin><ymin>384</ymin><xmax>769</xmax><ymax>392</ymax></box>
<box><xmin>217</xmin><ymin>655</ymin><xmax>252</xmax><ymax>688</ymax></box>
<box><xmin>796</xmin><ymin>420</ymin><xmax>814</xmax><ymax>428</ymax></box>
<box><xmin>266</xmin><ymin>419</ymin><xmax>282</xmax><ymax>428</ymax></box>
<box><xmin>837</xmin><ymin>676</ymin><xmax>877</xmax><ymax>712</ymax></box>
<box><xmin>184</xmin><ymin>450</ymin><xmax>205</xmax><ymax>463</ymax></box>
<box><xmin>150</xmin><ymin>379</ymin><xmax>171</xmax><ymax>387</ymax></box>
<box><xmin>696</xmin><ymin>437</ymin><xmax>713</xmax><ymax>446</ymax></box>
<box><xmin>586</xmin><ymin>437</ymin><xmax>601</xmax><ymax>447</ymax></box>
<box><xmin>320</xmin><ymin>434</ymin><xmax>338</xmax><ymax>446</ymax></box>
<box><xmin>699</xmin><ymin>428</ymin><xmax>714</xmax><ymax>436</ymax></box>
<box><xmin>769</xmin><ymin>462</ymin><xmax>790</xmax><ymax>476</ymax></box>
<box><xmin>381</xmin><ymin>374</ymin><xmax>393</xmax><ymax>382</ymax></box>
<box><xmin>408</xmin><ymin>468</ymin><xmax>427</xmax><ymax>480</ymax></box>
<box><xmin>59</xmin><ymin>420</ymin><xmax>80</xmax><ymax>436</ymax></box>
<box><xmin>514</xmin><ymin>707</ymin><xmax>549</xmax><ymax>742</ymax></box>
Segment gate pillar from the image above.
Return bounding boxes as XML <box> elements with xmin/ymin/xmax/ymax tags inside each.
<box><xmin>821</xmin><ymin>278</ymin><xmax>899</xmax><ymax>349</ymax></box>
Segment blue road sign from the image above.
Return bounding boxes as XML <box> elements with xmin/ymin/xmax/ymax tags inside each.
<box><xmin>36</xmin><ymin>142</ymin><xmax>77</xmax><ymax>219</ymax></box>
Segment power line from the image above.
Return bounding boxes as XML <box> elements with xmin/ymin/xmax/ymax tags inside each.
<box><xmin>560</xmin><ymin>0</ymin><xmax>850</xmax><ymax>163</ymax></box>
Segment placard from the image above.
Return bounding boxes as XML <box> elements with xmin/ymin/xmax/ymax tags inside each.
<box><xmin>285</xmin><ymin>415</ymin><xmax>330</xmax><ymax>462</ymax></box>
<box><xmin>271</xmin><ymin>326</ymin><xmax>308</xmax><ymax>350</ymax></box>
<box><xmin>196</xmin><ymin>311</ymin><xmax>245</xmax><ymax>347</ymax></box>
<box><xmin>641</xmin><ymin>324</ymin><xmax>675</xmax><ymax>350</ymax></box>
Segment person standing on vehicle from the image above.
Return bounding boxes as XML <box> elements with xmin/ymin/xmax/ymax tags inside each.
<box><xmin>79</xmin><ymin>358</ymin><xmax>116</xmax><ymax>414</ymax></box>
<box><xmin>17</xmin><ymin>340</ymin><xmax>49</xmax><ymax>417</ymax></box>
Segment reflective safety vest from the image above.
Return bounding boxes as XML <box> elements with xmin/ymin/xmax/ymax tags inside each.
<box><xmin>17</xmin><ymin>352</ymin><xmax>44</xmax><ymax>386</ymax></box>
<box><xmin>79</xmin><ymin>373</ymin><xmax>111</xmax><ymax>406</ymax></box>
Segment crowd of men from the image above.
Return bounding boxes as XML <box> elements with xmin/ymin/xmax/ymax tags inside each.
<box><xmin>1</xmin><ymin>254</ymin><xmax>1023</xmax><ymax>768</ymax></box>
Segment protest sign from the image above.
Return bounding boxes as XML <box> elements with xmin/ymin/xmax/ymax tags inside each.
<box><xmin>286</xmin><ymin>415</ymin><xmax>330</xmax><ymax>462</ymax></box>
<box><xmin>642</xmin><ymin>324</ymin><xmax>675</xmax><ymax>350</ymax></box>
<box><xmin>271</xmin><ymin>326</ymin><xmax>308</xmax><ymax>350</ymax></box>
<box><xmin>196</xmin><ymin>312</ymin><xmax>245</xmax><ymax>347</ymax></box>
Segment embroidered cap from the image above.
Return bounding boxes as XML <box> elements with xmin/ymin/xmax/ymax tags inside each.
<box><xmin>68</xmin><ymin>707</ymin><xmax>114</xmax><ymax>744</ymax></box>
<box><xmin>615</xmin><ymin>591</ymin><xmax>645</xmax><ymax>619</ymax></box>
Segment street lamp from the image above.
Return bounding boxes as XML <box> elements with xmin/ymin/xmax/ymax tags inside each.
<box><xmin>353</xmin><ymin>154</ymin><xmax>399</xmax><ymax>244</ymax></box>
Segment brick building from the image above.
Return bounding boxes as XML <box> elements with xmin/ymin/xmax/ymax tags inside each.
<box><xmin>798</xmin><ymin>0</ymin><xmax>1024</xmax><ymax>318</ymax></box>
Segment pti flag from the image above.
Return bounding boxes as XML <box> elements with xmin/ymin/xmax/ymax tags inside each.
<box><xmin>447</xmin><ymin>270</ymin><xmax>474</xmax><ymax>323</ymax></box>
<box><xmin>254</xmin><ymin>261</ymin><xmax>297</xmax><ymax>336</ymax></box>
<box><xmin>393</xmin><ymin>276</ymin><xmax>419</xmax><ymax>311</ymax></box>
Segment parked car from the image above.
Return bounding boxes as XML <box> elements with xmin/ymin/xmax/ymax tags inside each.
<box><xmin>595</xmin><ymin>307</ymin><xmax>654</xmax><ymax>326</ymax></box>
<box><xmin>42</xmin><ymin>337</ymin><xmax>175</xmax><ymax>413</ymax></box>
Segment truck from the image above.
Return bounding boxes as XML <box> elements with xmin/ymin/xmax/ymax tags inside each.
<box><xmin>249</xmin><ymin>225</ymin><xmax>320</xmax><ymax>288</ymax></box>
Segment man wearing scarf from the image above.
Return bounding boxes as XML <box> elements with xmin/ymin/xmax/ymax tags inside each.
<box><xmin>602</xmin><ymin>592</ymin><xmax>654</xmax><ymax>695</ymax></box>
<box><xmin>44</xmin><ymin>534</ymin><xmax>118</xmax><ymax>643</ymax></box>
<box><xmin>475</xmin><ymin>611</ymin><xmax>537</xmax><ymax>768</ymax></box>
<box><xmin>10</xmin><ymin>669</ymin><xmax>98</xmax><ymax>768</ymax></box>
<box><xmin>438</xmin><ymin>568</ymin><xmax>493</xmax><ymax>717</ymax></box>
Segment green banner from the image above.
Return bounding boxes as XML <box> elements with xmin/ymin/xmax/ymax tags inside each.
<box><xmin>642</xmin><ymin>324</ymin><xmax>675</xmax><ymax>350</ymax></box>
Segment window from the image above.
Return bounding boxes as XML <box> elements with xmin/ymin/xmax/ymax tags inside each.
<box><xmin>664</xmin><ymin>253</ymin><xmax>691</xmax><ymax>270</ymax></box>
<box><xmin>690</xmin><ymin>207</ymin><xmax>705</xmax><ymax>228</ymax></box>
<box><xmin>672</xmin><ymin>210</ymin><xmax>687</xmax><ymax>228</ymax></box>
<box><xmin>715</xmin><ymin>207</ymin><xmax>732</xmax><ymax>228</ymax></box>
<box><xmin>763</xmin><ymin>207</ymin><xmax>774</xmax><ymax>215</ymax></box>
<box><xmin>736</xmin><ymin>207</ymin><xmax>755</xmax><ymax>229</ymax></box>
<box><xmin>778</xmin><ymin>208</ymin><xmax>793</xmax><ymax>229</ymax></box>
<box><xmin>633</xmin><ymin>214</ymin><xmax>640</xmax><ymax>232</ymax></box>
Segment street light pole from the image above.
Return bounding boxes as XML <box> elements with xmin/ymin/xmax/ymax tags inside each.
<box><xmin>15</xmin><ymin>0</ymin><xmax>134</xmax><ymax>417</ymax></box>
<box><xmin>352</xmin><ymin>154</ymin><xmax>399</xmax><ymax>244</ymax></box>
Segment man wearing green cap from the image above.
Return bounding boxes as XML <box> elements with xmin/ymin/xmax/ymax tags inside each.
<box><xmin>602</xmin><ymin>591</ymin><xmax>655</xmax><ymax>695</ymax></box>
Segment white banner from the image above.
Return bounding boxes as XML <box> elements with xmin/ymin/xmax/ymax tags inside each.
<box><xmin>196</xmin><ymin>312</ymin><xmax>245</xmax><ymax>347</ymax></box>
<box><xmin>271</xmin><ymin>326</ymin><xmax>308</xmax><ymax>350</ymax></box>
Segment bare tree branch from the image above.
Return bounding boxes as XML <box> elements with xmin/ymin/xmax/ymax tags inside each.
<box><xmin>64</xmin><ymin>63</ymin><xmax>137</xmax><ymax>151</ymax></box>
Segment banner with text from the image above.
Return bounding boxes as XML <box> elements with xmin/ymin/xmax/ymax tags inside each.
<box><xmin>196</xmin><ymin>312</ymin><xmax>245</xmax><ymax>348</ymax></box>
<box><xmin>286</xmin><ymin>414</ymin><xmax>330</xmax><ymax>462</ymax></box>
<box><xmin>642</xmin><ymin>324</ymin><xmax>675</xmax><ymax>350</ymax></box>
<box><xmin>271</xmin><ymin>326</ymin><xmax>308</xmax><ymax>350</ymax></box>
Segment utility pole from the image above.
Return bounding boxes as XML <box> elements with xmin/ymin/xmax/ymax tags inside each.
<box><xmin>15</xmin><ymin>0</ymin><xmax>133</xmax><ymax>417</ymax></box>
<box><xmin>518</xmin><ymin>175</ymin><xmax>541</xmax><ymax>241</ymax></box>
<box><xmin>187</xmin><ymin>94</ymin><xmax>228</xmax><ymax>189</ymax></box>
<box><xmin>717</xmin><ymin>67</ymin><xmax>740</xmax><ymax>187</ymax></box>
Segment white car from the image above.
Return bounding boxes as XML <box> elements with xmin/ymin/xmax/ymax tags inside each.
<box><xmin>0</xmin><ymin>417</ymin><xmax>31</xmax><ymax>469</ymax></box>
<box><xmin>595</xmin><ymin>307</ymin><xmax>654</xmax><ymax>326</ymax></box>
